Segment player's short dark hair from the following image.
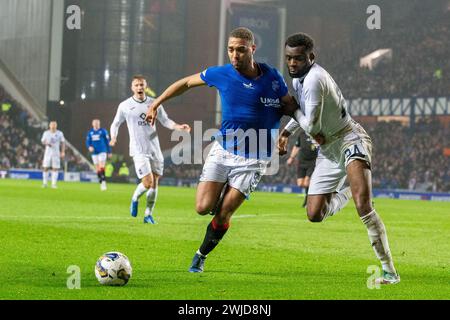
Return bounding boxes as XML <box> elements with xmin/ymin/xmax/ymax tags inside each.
<box><xmin>285</xmin><ymin>33</ymin><xmax>314</xmax><ymax>51</ymax></box>
<box><xmin>229</xmin><ymin>27</ymin><xmax>254</xmax><ymax>44</ymax></box>
<box><xmin>132</xmin><ymin>74</ymin><xmax>147</xmax><ymax>82</ymax></box>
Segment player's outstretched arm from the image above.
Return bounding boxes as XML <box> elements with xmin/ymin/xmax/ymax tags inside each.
<box><xmin>145</xmin><ymin>73</ymin><xmax>205</xmax><ymax>125</ymax></box>
<box><xmin>156</xmin><ymin>105</ymin><xmax>192</xmax><ymax>133</ymax></box>
<box><xmin>173</xmin><ymin>123</ymin><xmax>191</xmax><ymax>133</ymax></box>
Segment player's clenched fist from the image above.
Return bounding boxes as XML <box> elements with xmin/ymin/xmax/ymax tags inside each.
<box><xmin>277</xmin><ymin>135</ymin><xmax>289</xmax><ymax>156</ymax></box>
<box><xmin>175</xmin><ymin>124</ymin><xmax>191</xmax><ymax>133</ymax></box>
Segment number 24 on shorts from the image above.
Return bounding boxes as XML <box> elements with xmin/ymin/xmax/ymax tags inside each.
<box><xmin>344</xmin><ymin>143</ymin><xmax>366</xmax><ymax>162</ymax></box>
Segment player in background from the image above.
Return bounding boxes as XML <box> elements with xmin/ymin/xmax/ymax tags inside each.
<box><xmin>286</xmin><ymin>128</ymin><xmax>318</xmax><ymax>207</ymax></box>
<box><xmin>110</xmin><ymin>75</ymin><xmax>191</xmax><ymax>224</ymax></box>
<box><xmin>86</xmin><ymin>119</ymin><xmax>112</xmax><ymax>191</ymax></box>
<box><xmin>41</xmin><ymin>121</ymin><xmax>65</xmax><ymax>189</ymax></box>
<box><xmin>145</xmin><ymin>27</ymin><xmax>299</xmax><ymax>273</ymax></box>
<box><xmin>277</xmin><ymin>33</ymin><xmax>400</xmax><ymax>284</ymax></box>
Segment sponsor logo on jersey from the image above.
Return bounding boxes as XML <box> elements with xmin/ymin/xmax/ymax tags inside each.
<box><xmin>260</xmin><ymin>97</ymin><xmax>281</xmax><ymax>108</ymax></box>
<box><xmin>138</xmin><ymin>113</ymin><xmax>149</xmax><ymax>126</ymax></box>
<box><xmin>272</xmin><ymin>80</ymin><xmax>280</xmax><ymax>92</ymax></box>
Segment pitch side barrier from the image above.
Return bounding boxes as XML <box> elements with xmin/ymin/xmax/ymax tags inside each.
<box><xmin>5</xmin><ymin>169</ymin><xmax>98</xmax><ymax>183</ymax></box>
<box><xmin>156</xmin><ymin>178</ymin><xmax>450</xmax><ymax>202</ymax></box>
<box><xmin>4</xmin><ymin>169</ymin><xmax>450</xmax><ymax>202</ymax></box>
<box><xmin>255</xmin><ymin>184</ymin><xmax>450</xmax><ymax>202</ymax></box>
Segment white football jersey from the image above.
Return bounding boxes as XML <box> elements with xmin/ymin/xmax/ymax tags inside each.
<box><xmin>110</xmin><ymin>96</ymin><xmax>176</xmax><ymax>159</ymax></box>
<box><xmin>285</xmin><ymin>63</ymin><xmax>352</xmax><ymax>142</ymax></box>
<box><xmin>41</xmin><ymin>130</ymin><xmax>65</xmax><ymax>156</ymax></box>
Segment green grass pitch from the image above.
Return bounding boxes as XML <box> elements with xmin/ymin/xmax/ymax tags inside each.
<box><xmin>0</xmin><ymin>179</ymin><xmax>449</xmax><ymax>300</ymax></box>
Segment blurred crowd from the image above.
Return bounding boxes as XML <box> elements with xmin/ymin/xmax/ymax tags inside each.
<box><xmin>2</xmin><ymin>80</ymin><xmax>448</xmax><ymax>192</ymax></box>
<box><xmin>0</xmin><ymin>86</ymin><xmax>90</xmax><ymax>172</ymax></box>
<box><xmin>163</xmin><ymin>118</ymin><xmax>450</xmax><ymax>193</ymax></box>
<box><xmin>322</xmin><ymin>6</ymin><xmax>450</xmax><ymax>98</ymax></box>
<box><xmin>369</xmin><ymin>118</ymin><xmax>450</xmax><ymax>192</ymax></box>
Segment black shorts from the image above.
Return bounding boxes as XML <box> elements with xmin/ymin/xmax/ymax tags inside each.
<box><xmin>296</xmin><ymin>162</ymin><xmax>315</xmax><ymax>179</ymax></box>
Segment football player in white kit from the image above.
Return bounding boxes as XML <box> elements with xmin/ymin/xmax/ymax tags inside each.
<box><xmin>278</xmin><ymin>33</ymin><xmax>400</xmax><ymax>285</ymax></box>
<box><xmin>110</xmin><ymin>75</ymin><xmax>191</xmax><ymax>224</ymax></box>
<box><xmin>41</xmin><ymin>121</ymin><xmax>65</xmax><ymax>188</ymax></box>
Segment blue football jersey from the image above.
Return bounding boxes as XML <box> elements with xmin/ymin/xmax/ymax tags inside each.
<box><xmin>200</xmin><ymin>63</ymin><xmax>288</xmax><ymax>159</ymax></box>
<box><xmin>86</xmin><ymin>128</ymin><xmax>111</xmax><ymax>155</ymax></box>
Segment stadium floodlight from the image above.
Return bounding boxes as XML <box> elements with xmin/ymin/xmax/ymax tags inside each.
<box><xmin>104</xmin><ymin>69</ymin><xmax>110</xmax><ymax>82</ymax></box>
<box><xmin>359</xmin><ymin>48</ymin><xmax>392</xmax><ymax>70</ymax></box>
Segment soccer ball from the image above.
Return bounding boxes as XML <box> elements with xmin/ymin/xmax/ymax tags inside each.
<box><xmin>95</xmin><ymin>252</ymin><xmax>132</xmax><ymax>286</ymax></box>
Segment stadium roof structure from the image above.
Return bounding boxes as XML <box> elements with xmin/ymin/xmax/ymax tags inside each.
<box><xmin>347</xmin><ymin>97</ymin><xmax>450</xmax><ymax>117</ymax></box>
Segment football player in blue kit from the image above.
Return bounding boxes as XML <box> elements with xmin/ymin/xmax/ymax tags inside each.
<box><xmin>146</xmin><ymin>27</ymin><xmax>299</xmax><ymax>272</ymax></box>
<box><xmin>86</xmin><ymin>119</ymin><xmax>112</xmax><ymax>191</ymax></box>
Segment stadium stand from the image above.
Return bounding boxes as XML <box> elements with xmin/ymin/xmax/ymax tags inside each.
<box><xmin>0</xmin><ymin>85</ymin><xmax>90</xmax><ymax>171</ymax></box>
<box><xmin>162</xmin><ymin>118</ymin><xmax>450</xmax><ymax>193</ymax></box>
<box><xmin>322</xmin><ymin>6</ymin><xmax>450</xmax><ymax>98</ymax></box>
<box><xmin>369</xmin><ymin>118</ymin><xmax>450</xmax><ymax>192</ymax></box>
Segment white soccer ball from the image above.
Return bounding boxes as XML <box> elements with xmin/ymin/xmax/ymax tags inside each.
<box><xmin>95</xmin><ymin>252</ymin><xmax>132</xmax><ymax>286</ymax></box>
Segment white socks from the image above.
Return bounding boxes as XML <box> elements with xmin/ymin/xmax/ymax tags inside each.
<box><xmin>43</xmin><ymin>171</ymin><xmax>59</xmax><ymax>187</ymax></box>
<box><xmin>42</xmin><ymin>171</ymin><xmax>49</xmax><ymax>185</ymax></box>
<box><xmin>51</xmin><ymin>171</ymin><xmax>58</xmax><ymax>186</ymax></box>
<box><xmin>145</xmin><ymin>188</ymin><xmax>158</xmax><ymax>217</ymax></box>
<box><xmin>323</xmin><ymin>186</ymin><xmax>352</xmax><ymax>220</ymax></box>
<box><xmin>132</xmin><ymin>184</ymin><xmax>159</xmax><ymax>217</ymax></box>
<box><xmin>132</xmin><ymin>183</ymin><xmax>148</xmax><ymax>202</ymax></box>
<box><xmin>361</xmin><ymin>210</ymin><xmax>396</xmax><ymax>274</ymax></box>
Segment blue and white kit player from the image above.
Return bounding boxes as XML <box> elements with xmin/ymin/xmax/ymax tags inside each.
<box><xmin>86</xmin><ymin>119</ymin><xmax>112</xmax><ymax>191</ymax></box>
<box><xmin>146</xmin><ymin>27</ymin><xmax>299</xmax><ymax>272</ymax></box>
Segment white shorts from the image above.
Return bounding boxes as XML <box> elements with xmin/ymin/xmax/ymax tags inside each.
<box><xmin>92</xmin><ymin>153</ymin><xmax>107</xmax><ymax>166</ymax></box>
<box><xmin>308</xmin><ymin>121</ymin><xmax>372</xmax><ymax>195</ymax></box>
<box><xmin>43</xmin><ymin>154</ymin><xmax>61</xmax><ymax>169</ymax></box>
<box><xmin>199</xmin><ymin>142</ymin><xmax>267</xmax><ymax>199</ymax></box>
<box><xmin>133</xmin><ymin>154</ymin><xmax>164</xmax><ymax>179</ymax></box>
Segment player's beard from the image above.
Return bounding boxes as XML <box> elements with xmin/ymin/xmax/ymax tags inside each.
<box><xmin>289</xmin><ymin>63</ymin><xmax>313</xmax><ymax>79</ymax></box>
<box><xmin>232</xmin><ymin>57</ymin><xmax>252</xmax><ymax>73</ymax></box>
<box><xmin>232</xmin><ymin>61</ymin><xmax>244</xmax><ymax>71</ymax></box>
<box><xmin>288</xmin><ymin>70</ymin><xmax>302</xmax><ymax>78</ymax></box>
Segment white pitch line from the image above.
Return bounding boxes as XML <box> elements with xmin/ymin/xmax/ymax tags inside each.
<box><xmin>0</xmin><ymin>215</ymin><xmax>125</xmax><ymax>221</ymax></box>
<box><xmin>233</xmin><ymin>214</ymin><xmax>257</xmax><ymax>219</ymax></box>
<box><xmin>0</xmin><ymin>213</ymin><xmax>287</xmax><ymax>221</ymax></box>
